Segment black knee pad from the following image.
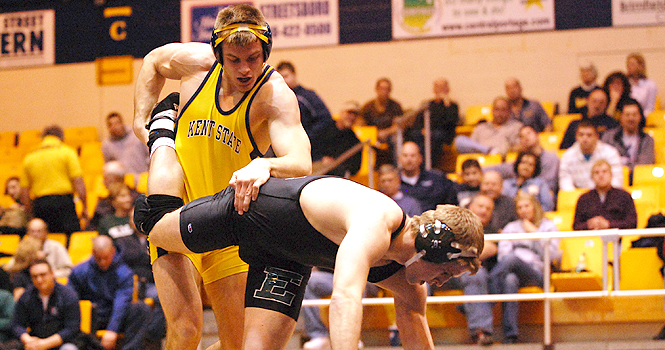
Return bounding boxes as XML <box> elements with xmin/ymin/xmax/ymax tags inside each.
<box><xmin>133</xmin><ymin>194</ymin><xmax>183</xmax><ymax>234</ymax></box>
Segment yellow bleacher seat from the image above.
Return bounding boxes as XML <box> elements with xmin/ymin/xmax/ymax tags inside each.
<box><xmin>629</xmin><ymin>184</ymin><xmax>662</xmax><ymax>228</ymax></box>
<box><xmin>544</xmin><ymin>211</ymin><xmax>574</xmax><ymax>231</ymax></box>
<box><xmin>64</xmin><ymin>126</ymin><xmax>99</xmax><ymax>150</ymax></box>
<box><xmin>79</xmin><ymin>142</ymin><xmax>105</xmax><ymax>176</ymax></box>
<box><xmin>620</xmin><ymin>247</ymin><xmax>664</xmax><ymax>290</ymax></box>
<box><xmin>633</xmin><ymin>164</ymin><xmax>665</xmax><ymax>186</ymax></box>
<box><xmin>124</xmin><ymin>173</ymin><xmax>136</xmax><ymax>189</ymax></box>
<box><xmin>349</xmin><ymin>126</ymin><xmax>378</xmax><ymax>188</ymax></box>
<box><xmin>17</xmin><ymin>129</ymin><xmax>43</xmax><ymax>150</ymax></box>
<box><xmin>0</xmin><ymin>234</ymin><xmax>20</xmax><ymax>260</ymax></box>
<box><xmin>552</xmin><ymin>113</ymin><xmax>581</xmax><ymax>134</ymax></box>
<box><xmin>0</xmin><ymin>147</ymin><xmax>26</xmax><ymax>166</ymax></box>
<box><xmin>622</xmin><ymin>166</ymin><xmax>630</xmax><ymax>189</ymax></box>
<box><xmin>645</xmin><ymin>128</ymin><xmax>665</xmax><ymax>164</ymax></box>
<box><xmin>68</xmin><ymin>231</ymin><xmax>98</xmax><ymax>265</ymax></box>
<box><xmin>464</xmin><ymin>105</ymin><xmax>492</xmax><ymax>126</ymax></box>
<box><xmin>0</xmin><ymin>163</ymin><xmax>21</xmax><ymax>191</ymax></box>
<box><xmin>539</xmin><ymin>132</ymin><xmax>563</xmax><ymax>152</ymax></box>
<box><xmin>551</xmin><ymin>237</ymin><xmax>604</xmax><ymax>291</ymax></box>
<box><xmin>646</xmin><ymin>110</ymin><xmax>665</xmax><ymax>128</ymax></box>
<box><xmin>0</xmin><ymin>131</ymin><xmax>15</xmax><ymax>149</ymax></box>
<box><xmin>47</xmin><ymin>233</ymin><xmax>68</xmax><ymax>247</ymax></box>
<box><xmin>80</xmin><ymin>300</ymin><xmax>93</xmax><ymax>333</ymax></box>
<box><xmin>455</xmin><ymin>153</ymin><xmax>502</xmax><ymax>174</ymax></box>
<box><xmin>556</xmin><ymin>188</ymin><xmax>587</xmax><ymax>213</ymax></box>
<box><xmin>541</xmin><ymin>101</ymin><xmax>557</xmax><ymax>118</ymax></box>
<box><xmin>505</xmin><ymin>152</ymin><xmax>517</xmax><ymax>163</ymax></box>
<box><xmin>136</xmin><ymin>172</ymin><xmax>149</xmax><ymax>194</ymax></box>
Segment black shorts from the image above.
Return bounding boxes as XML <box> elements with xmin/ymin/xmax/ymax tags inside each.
<box><xmin>179</xmin><ymin>187</ymin><xmax>238</xmax><ymax>253</ymax></box>
<box><xmin>245</xmin><ymin>262</ymin><xmax>312</xmax><ymax>320</ymax></box>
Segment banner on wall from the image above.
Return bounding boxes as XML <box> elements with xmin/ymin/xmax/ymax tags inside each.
<box><xmin>0</xmin><ymin>9</ymin><xmax>55</xmax><ymax>69</ymax></box>
<box><xmin>612</xmin><ymin>0</ymin><xmax>665</xmax><ymax>26</ymax></box>
<box><xmin>392</xmin><ymin>0</ymin><xmax>554</xmax><ymax>39</ymax></box>
<box><xmin>181</xmin><ymin>0</ymin><xmax>339</xmax><ymax>49</ymax></box>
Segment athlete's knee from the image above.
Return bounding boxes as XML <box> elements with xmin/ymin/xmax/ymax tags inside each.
<box><xmin>165</xmin><ymin>313</ymin><xmax>202</xmax><ymax>349</ymax></box>
<box><xmin>133</xmin><ymin>194</ymin><xmax>184</xmax><ymax>235</ymax></box>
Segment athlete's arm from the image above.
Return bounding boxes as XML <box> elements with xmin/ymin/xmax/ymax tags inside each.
<box><xmin>133</xmin><ymin>42</ymin><xmax>215</xmax><ymax>143</ymax></box>
<box><xmin>229</xmin><ymin>74</ymin><xmax>312</xmax><ymax>214</ymax></box>
<box><xmin>327</xmin><ymin>212</ymin><xmax>393</xmax><ymax>350</ymax></box>
<box><xmin>376</xmin><ymin>269</ymin><xmax>435</xmax><ymax>350</ymax></box>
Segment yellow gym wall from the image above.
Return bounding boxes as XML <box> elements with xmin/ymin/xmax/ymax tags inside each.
<box><xmin>0</xmin><ymin>25</ymin><xmax>663</xmax><ymax>139</ymax></box>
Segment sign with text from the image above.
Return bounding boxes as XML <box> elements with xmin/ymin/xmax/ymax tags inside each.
<box><xmin>0</xmin><ymin>9</ymin><xmax>55</xmax><ymax>68</ymax></box>
<box><xmin>181</xmin><ymin>0</ymin><xmax>339</xmax><ymax>49</ymax></box>
<box><xmin>392</xmin><ymin>0</ymin><xmax>554</xmax><ymax>39</ymax></box>
<box><xmin>612</xmin><ymin>0</ymin><xmax>665</xmax><ymax>26</ymax></box>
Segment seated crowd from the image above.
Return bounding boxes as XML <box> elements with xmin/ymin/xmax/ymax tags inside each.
<box><xmin>0</xmin><ymin>53</ymin><xmax>661</xmax><ymax>349</ymax></box>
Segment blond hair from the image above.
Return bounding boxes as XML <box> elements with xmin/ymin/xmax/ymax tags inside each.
<box><xmin>410</xmin><ymin>205</ymin><xmax>484</xmax><ymax>273</ymax></box>
<box><xmin>214</xmin><ymin>4</ymin><xmax>269</xmax><ymax>48</ymax></box>
<box><xmin>4</xmin><ymin>235</ymin><xmax>43</xmax><ymax>273</ymax></box>
<box><xmin>514</xmin><ymin>192</ymin><xmax>545</xmax><ymax>226</ymax></box>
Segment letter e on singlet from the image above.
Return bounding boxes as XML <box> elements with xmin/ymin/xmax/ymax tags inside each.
<box><xmin>253</xmin><ymin>266</ymin><xmax>304</xmax><ymax>306</ymax></box>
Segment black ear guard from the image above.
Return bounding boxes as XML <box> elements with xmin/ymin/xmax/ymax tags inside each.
<box><xmin>211</xmin><ymin>22</ymin><xmax>272</xmax><ymax>66</ymax></box>
<box><xmin>412</xmin><ymin>220</ymin><xmax>478</xmax><ymax>264</ymax></box>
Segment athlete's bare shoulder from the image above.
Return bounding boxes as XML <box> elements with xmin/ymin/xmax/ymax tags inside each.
<box><xmin>250</xmin><ymin>68</ymin><xmax>298</xmax><ymax>121</ymax></box>
<box><xmin>147</xmin><ymin>42</ymin><xmax>216</xmax><ymax>80</ymax></box>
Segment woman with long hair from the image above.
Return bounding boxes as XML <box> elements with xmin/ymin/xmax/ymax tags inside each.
<box><xmin>502</xmin><ymin>151</ymin><xmax>554</xmax><ymax>212</ymax></box>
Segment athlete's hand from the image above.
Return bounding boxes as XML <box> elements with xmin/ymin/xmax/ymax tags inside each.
<box><xmin>229</xmin><ymin>158</ymin><xmax>271</xmax><ymax>215</ymax></box>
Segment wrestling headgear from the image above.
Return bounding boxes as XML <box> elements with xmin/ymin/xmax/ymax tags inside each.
<box><xmin>211</xmin><ymin>22</ymin><xmax>272</xmax><ymax>66</ymax></box>
<box><xmin>405</xmin><ymin>219</ymin><xmax>478</xmax><ymax>267</ymax></box>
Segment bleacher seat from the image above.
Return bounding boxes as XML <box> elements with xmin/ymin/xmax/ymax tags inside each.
<box><xmin>545</xmin><ymin>211</ymin><xmax>574</xmax><ymax>231</ymax></box>
<box><xmin>646</xmin><ymin>110</ymin><xmax>665</xmax><ymax>128</ymax></box>
<box><xmin>556</xmin><ymin>188</ymin><xmax>587</xmax><ymax>213</ymax></box>
<box><xmin>629</xmin><ymin>184</ymin><xmax>662</xmax><ymax>228</ymax></box>
<box><xmin>463</xmin><ymin>105</ymin><xmax>492</xmax><ymax>125</ymax></box>
<box><xmin>620</xmin><ymin>247</ymin><xmax>664</xmax><ymax>290</ymax></box>
<box><xmin>632</xmin><ymin>164</ymin><xmax>665</xmax><ymax>186</ymax></box>
<box><xmin>17</xmin><ymin>129</ymin><xmax>43</xmax><ymax>151</ymax></box>
<box><xmin>455</xmin><ymin>153</ymin><xmax>502</xmax><ymax>173</ymax></box>
<box><xmin>0</xmin><ymin>131</ymin><xmax>16</xmax><ymax>149</ymax></box>
<box><xmin>0</xmin><ymin>234</ymin><xmax>20</xmax><ymax>265</ymax></box>
<box><xmin>539</xmin><ymin>132</ymin><xmax>563</xmax><ymax>152</ymax></box>
<box><xmin>350</xmin><ymin>126</ymin><xmax>378</xmax><ymax>188</ymax></box>
<box><xmin>136</xmin><ymin>172</ymin><xmax>149</xmax><ymax>194</ymax></box>
<box><xmin>68</xmin><ymin>231</ymin><xmax>98</xmax><ymax>265</ymax></box>
<box><xmin>79</xmin><ymin>142</ymin><xmax>105</xmax><ymax>176</ymax></box>
<box><xmin>644</xmin><ymin>128</ymin><xmax>665</xmax><ymax>164</ymax></box>
<box><xmin>64</xmin><ymin>126</ymin><xmax>99</xmax><ymax>150</ymax></box>
<box><xmin>552</xmin><ymin>113</ymin><xmax>581</xmax><ymax>133</ymax></box>
<box><xmin>541</xmin><ymin>101</ymin><xmax>557</xmax><ymax>118</ymax></box>
<box><xmin>47</xmin><ymin>233</ymin><xmax>68</xmax><ymax>247</ymax></box>
<box><xmin>551</xmin><ymin>237</ymin><xmax>604</xmax><ymax>291</ymax></box>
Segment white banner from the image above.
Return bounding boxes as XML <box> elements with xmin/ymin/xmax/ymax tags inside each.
<box><xmin>181</xmin><ymin>0</ymin><xmax>339</xmax><ymax>49</ymax></box>
<box><xmin>612</xmin><ymin>0</ymin><xmax>665</xmax><ymax>26</ymax></box>
<box><xmin>392</xmin><ymin>0</ymin><xmax>554</xmax><ymax>39</ymax></box>
<box><xmin>0</xmin><ymin>9</ymin><xmax>55</xmax><ymax>69</ymax></box>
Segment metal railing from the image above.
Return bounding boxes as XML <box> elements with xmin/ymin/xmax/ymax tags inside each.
<box><xmin>302</xmin><ymin>227</ymin><xmax>665</xmax><ymax>347</ymax></box>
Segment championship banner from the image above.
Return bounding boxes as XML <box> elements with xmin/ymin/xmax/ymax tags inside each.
<box><xmin>612</xmin><ymin>0</ymin><xmax>665</xmax><ymax>26</ymax></box>
<box><xmin>392</xmin><ymin>0</ymin><xmax>554</xmax><ymax>39</ymax></box>
<box><xmin>181</xmin><ymin>0</ymin><xmax>339</xmax><ymax>49</ymax></box>
<box><xmin>0</xmin><ymin>9</ymin><xmax>55</xmax><ymax>69</ymax></box>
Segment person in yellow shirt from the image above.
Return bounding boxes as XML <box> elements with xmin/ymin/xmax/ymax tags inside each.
<box><xmin>133</xmin><ymin>4</ymin><xmax>311</xmax><ymax>349</ymax></box>
<box><xmin>20</xmin><ymin>125</ymin><xmax>87</xmax><ymax>235</ymax></box>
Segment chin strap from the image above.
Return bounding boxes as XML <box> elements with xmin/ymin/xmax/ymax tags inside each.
<box><xmin>405</xmin><ymin>250</ymin><xmax>426</xmax><ymax>267</ymax></box>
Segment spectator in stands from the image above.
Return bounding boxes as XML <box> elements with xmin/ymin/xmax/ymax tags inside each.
<box><xmin>560</xmin><ymin>89</ymin><xmax>619</xmax><ymax>149</ymax></box>
<box><xmin>602</xmin><ymin>98</ymin><xmax>655</xmax><ymax>171</ymax></box>
<box><xmin>488</xmin><ymin>126</ymin><xmax>560</xmax><ymax>195</ymax></box>
<box><xmin>502</xmin><ymin>151</ymin><xmax>554</xmax><ymax>212</ymax></box>
<box><xmin>11</xmin><ymin>260</ymin><xmax>83</xmax><ymax>350</ymax></box>
<box><xmin>360</xmin><ymin>77</ymin><xmax>404</xmax><ymax>166</ymax></box>
<box><xmin>603</xmin><ymin>71</ymin><xmax>632</xmax><ymax>119</ymax></box>
<box><xmin>102</xmin><ymin>112</ymin><xmax>149</xmax><ymax>175</ymax></box>
<box><xmin>505</xmin><ymin>78</ymin><xmax>553</xmax><ymax>132</ymax></box>
<box><xmin>68</xmin><ymin>235</ymin><xmax>155</xmax><ymax>350</ymax></box>
<box><xmin>626</xmin><ymin>52</ymin><xmax>658</xmax><ymax>115</ymax></box>
<box><xmin>97</xmin><ymin>183</ymin><xmax>133</xmax><ymax>240</ymax></box>
<box><xmin>0</xmin><ymin>281</ymin><xmax>14</xmax><ymax>344</ymax></box>
<box><xmin>378</xmin><ymin>164</ymin><xmax>422</xmax><ymax>217</ymax></box>
<box><xmin>20</xmin><ymin>125</ymin><xmax>87</xmax><ymax>234</ymax></box>
<box><xmin>454</xmin><ymin>97</ymin><xmax>522</xmax><ymax>156</ymax></box>
<box><xmin>89</xmin><ymin>161</ymin><xmax>139</xmax><ymax>231</ymax></box>
<box><xmin>457</xmin><ymin>159</ymin><xmax>483</xmax><ymax>208</ymax></box>
<box><xmin>26</xmin><ymin>218</ymin><xmax>72</xmax><ymax>279</ymax></box>
<box><xmin>481</xmin><ymin>171</ymin><xmax>518</xmax><ymax>232</ymax></box>
<box><xmin>459</xmin><ymin>194</ymin><xmax>498</xmax><ymax>346</ymax></box>
<box><xmin>276</xmin><ymin>61</ymin><xmax>337</xmax><ymax>165</ymax></box>
<box><xmin>568</xmin><ymin>62</ymin><xmax>600</xmax><ymax>115</ymax></box>
<box><xmin>0</xmin><ymin>176</ymin><xmax>27</xmax><ymax>236</ymax></box>
<box><xmin>3</xmin><ymin>235</ymin><xmax>43</xmax><ymax>300</ymax></box>
<box><xmin>399</xmin><ymin>141</ymin><xmax>458</xmax><ymax>211</ymax></box>
<box><xmin>403</xmin><ymin>78</ymin><xmax>460</xmax><ymax>168</ymax></box>
<box><xmin>311</xmin><ymin>101</ymin><xmax>362</xmax><ymax>177</ymax></box>
<box><xmin>559</xmin><ymin>120</ymin><xmax>623</xmax><ymax>191</ymax></box>
<box><xmin>573</xmin><ymin>160</ymin><xmax>637</xmax><ymax>230</ymax></box>
<box><xmin>490</xmin><ymin>192</ymin><xmax>561</xmax><ymax>344</ymax></box>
